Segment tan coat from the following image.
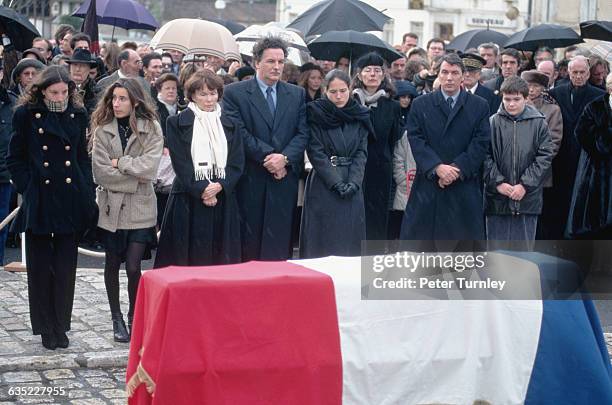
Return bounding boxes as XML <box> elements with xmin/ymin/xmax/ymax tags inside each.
<box><xmin>92</xmin><ymin>118</ymin><xmax>163</xmax><ymax>232</ymax></box>
<box><xmin>532</xmin><ymin>95</ymin><xmax>563</xmax><ymax>187</ymax></box>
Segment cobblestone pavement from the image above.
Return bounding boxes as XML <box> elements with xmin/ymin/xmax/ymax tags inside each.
<box><xmin>1</xmin><ymin>258</ymin><xmax>612</xmax><ymax>404</ymax></box>
<box><xmin>0</xmin><ymin>268</ymin><xmax>132</xmax><ymax>404</ymax></box>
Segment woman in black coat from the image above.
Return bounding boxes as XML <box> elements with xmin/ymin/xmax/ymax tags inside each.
<box><xmin>154</xmin><ymin>70</ymin><xmax>244</xmax><ymax>267</ymax></box>
<box><xmin>300</xmin><ymin>69</ymin><xmax>371</xmax><ymax>258</ymax></box>
<box><xmin>567</xmin><ymin>75</ymin><xmax>612</xmax><ymax>239</ymax></box>
<box><xmin>351</xmin><ymin>53</ymin><xmax>402</xmax><ymax>242</ymax></box>
<box><xmin>7</xmin><ymin>66</ymin><xmax>97</xmax><ymax>350</ymax></box>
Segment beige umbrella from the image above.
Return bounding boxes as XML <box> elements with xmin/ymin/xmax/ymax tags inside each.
<box><xmin>150</xmin><ymin>18</ymin><xmax>241</xmax><ymax>61</ymax></box>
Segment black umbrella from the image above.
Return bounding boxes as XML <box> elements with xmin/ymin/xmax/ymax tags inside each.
<box><xmin>580</xmin><ymin>20</ymin><xmax>612</xmax><ymax>41</ymax></box>
<box><xmin>308</xmin><ymin>30</ymin><xmax>403</xmax><ymax>68</ymax></box>
<box><xmin>504</xmin><ymin>24</ymin><xmax>583</xmax><ymax>51</ymax></box>
<box><xmin>205</xmin><ymin>18</ymin><xmax>246</xmax><ymax>35</ymax></box>
<box><xmin>447</xmin><ymin>29</ymin><xmax>508</xmax><ymax>52</ymax></box>
<box><xmin>0</xmin><ymin>6</ymin><xmax>40</xmax><ymax>51</ymax></box>
<box><xmin>287</xmin><ymin>0</ymin><xmax>391</xmax><ymax>37</ymax></box>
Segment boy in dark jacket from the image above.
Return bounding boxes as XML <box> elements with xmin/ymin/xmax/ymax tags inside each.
<box><xmin>484</xmin><ymin>76</ymin><xmax>555</xmax><ymax>247</ymax></box>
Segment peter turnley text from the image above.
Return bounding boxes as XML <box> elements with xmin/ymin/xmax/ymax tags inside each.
<box><xmin>372</xmin><ymin>277</ymin><xmax>506</xmax><ymax>291</ymax></box>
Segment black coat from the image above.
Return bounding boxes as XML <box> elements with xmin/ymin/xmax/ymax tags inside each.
<box><xmin>7</xmin><ymin>103</ymin><xmax>97</xmax><ymax>235</ymax></box>
<box><xmin>222</xmin><ymin>78</ymin><xmax>309</xmax><ymax>260</ymax></box>
<box><xmin>300</xmin><ymin>106</ymin><xmax>369</xmax><ymax>258</ymax></box>
<box><xmin>474</xmin><ymin>83</ymin><xmax>499</xmax><ymax>116</ymax></box>
<box><xmin>401</xmin><ymin>90</ymin><xmax>491</xmax><ymax>240</ymax></box>
<box><xmin>548</xmin><ymin>82</ymin><xmax>606</xmax><ymax>238</ymax></box>
<box><xmin>154</xmin><ymin>109</ymin><xmax>245</xmax><ymax>266</ymax></box>
<box><xmin>155</xmin><ymin>99</ymin><xmax>184</xmax><ymax>142</ymax></box>
<box><xmin>0</xmin><ymin>88</ymin><xmax>17</xmax><ymax>183</ymax></box>
<box><xmin>360</xmin><ymin>96</ymin><xmax>402</xmax><ymax>240</ymax></box>
<box><xmin>566</xmin><ymin>94</ymin><xmax>612</xmax><ymax>238</ymax></box>
<box><xmin>482</xmin><ymin>76</ymin><xmax>504</xmax><ymax>113</ymax></box>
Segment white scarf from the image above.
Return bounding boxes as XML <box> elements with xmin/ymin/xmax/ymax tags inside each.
<box><xmin>187</xmin><ymin>102</ymin><xmax>227</xmax><ymax>181</ymax></box>
<box><xmin>353</xmin><ymin>88</ymin><xmax>388</xmax><ymax>108</ymax></box>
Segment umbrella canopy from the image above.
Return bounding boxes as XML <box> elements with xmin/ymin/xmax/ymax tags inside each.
<box><xmin>0</xmin><ymin>6</ymin><xmax>40</xmax><ymax>51</ymax></box>
<box><xmin>590</xmin><ymin>42</ymin><xmax>612</xmax><ymax>62</ymax></box>
<box><xmin>504</xmin><ymin>24</ymin><xmax>583</xmax><ymax>51</ymax></box>
<box><xmin>235</xmin><ymin>23</ymin><xmax>308</xmax><ymax>66</ymax></box>
<box><xmin>580</xmin><ymin>20</ymin><xmax>612</xmax><ymax>41</ymax></box>
<box><xmin>150</xmin><ymin>19</ymin><xmax>240</xmax><ymax>61</ymax></box>
<box><xmin>205</xmin><ymin>18</ymin><xmax>246</xmax><ymax>35</ymax></box>
<box><xmin>73</xmin><ymin>0</ymin><xmax>159</xmax><ymax>31</ymax></box>
<box><xmin>447</xmin><ymin>29</ymin><xmax>508</xmax><ymax>52</ymax></box>
<box><xmin>287</xmin><ymin>0</ymin><xmax>391</xmax><ymax>37</ymax></box>
<box><xmin>308</xmin><ymin>30</ymin><xmax>403</xmax><ymax>65</ymax></box>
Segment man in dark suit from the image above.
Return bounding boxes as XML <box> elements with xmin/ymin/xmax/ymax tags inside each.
<box><xmin>223</xmin><ymin>37</ymin><xmax>309</xmax><ymax>260</ymax></box>
<box><xmin>460</xmin><ymin>53</ymin><xmax>498</xmax><ymax>115</ymax></box>
<box><xmin>545</xmin><ymin>55</ymin><xmax>606</xmax><ymax>239</ymax></box>
<box><xmin>483</xmin><ymin>48</ymin><xmax>521</xmax><ymax>113</ymax></box>
<box><xmin>401</xmin><ymin>54</ymin><xmax>491</xmax><ymax>240</ymax></box>
<box><xmin>95</xmin><ymin>49</ymin><xmax>151</xmax><ymax>99</ymax></box>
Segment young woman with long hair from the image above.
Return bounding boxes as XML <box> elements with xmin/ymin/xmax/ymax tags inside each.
<box><xmin>90</xmin><ymin>78</ymin><xmax>163</xmax><ymax>342</ymax></box>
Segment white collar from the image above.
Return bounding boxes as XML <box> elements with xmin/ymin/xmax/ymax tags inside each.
<box><xmin>468</xmin><ymin>83</ymin><xmax>479</xmax><ymax>93</ymax></box>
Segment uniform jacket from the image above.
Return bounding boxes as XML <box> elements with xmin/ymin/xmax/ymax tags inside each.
<box><xmin>482</xmin><ymin>75</ymin><xmax>504</xmax><ymax>113</ymax></box>
<box><xmin>474</xmin><ymin>83</ymin><xmax>499</xmax><ymax>116</ymax></box>
<box><xmin>92</xmin><ymin>118</ymin><xmax>163</xmax><ymax>232</ymax></box>
<box><xmin>7</xmin><ymin>102</ymin><xmax>97</xmax><ymax>235</ymax></box>
<box><xmin>484</xmin><ymin>104</ymin><xmax>554</xmax><ymax>216</ymax></box>
<box><xmin>222</xmin><ymin>78</ymin><xmax>309</xmax><ymax>260</ymax></box>
<box><xmin>531</xmin><ymin>94</ymin><xmax>563</xmax><ymax>187</ymax></box>
<box><xmin>400</xmin><ymin>90</ymin><xmax>491</xmax><ymax>240</ymax></box>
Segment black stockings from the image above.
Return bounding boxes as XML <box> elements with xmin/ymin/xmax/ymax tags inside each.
<box><xmin>104</xmin><ymin>242</ymin><xmax>146</xmax><ymax>319</ymax></box>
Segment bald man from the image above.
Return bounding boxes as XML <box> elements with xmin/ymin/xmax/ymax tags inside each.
<box><xmin>537</xmin><ymin>60</ymin><xmax>558</xmax><ymax>89</ymax></box>
<box><xmin>543</xmin><ymin>56</ymin><xmax>605</xmax><ymax>239</ymax></box>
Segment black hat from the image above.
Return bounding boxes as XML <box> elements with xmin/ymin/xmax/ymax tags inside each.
<box><xmin>235</xmin><ymin>65</ymin><xmax>255</xmax><ymax>81</ymax></box>
<box><xmin>22</xmin><ymin>48</ymin><xmax>47</xmax><ymax>65</ymax></box>
<box><xmin>521</xmin><ymin>70</ymin><xmax>549</xmax><ymax>88</ymax></box>
<box><xmin>299</xmin><ymin>62</ymin><xmax>319</xmax><ymax>73</ymax></box>
<box><xmin>65</xmin><ymin>48</ymin><xmax>97</xmax><ymax>67</ymax></box>
<box><xmin>356</xmin><ymin>52</ymin><xmax>385</xmax><ymax>69</ymax></box>
<box><xmin>460</xmin><ymin>53</ymin><xmax>486</xmax><ymax>71</ymax></box>
<box><xmin>395</xmin><ymin>80</ymin><xmax>418</xmax><ymax>98</ymax></box>
<box><xmin>11</xmin><ymin>58</ymin><xmax>45</xmax><ymax>84</ymax></box>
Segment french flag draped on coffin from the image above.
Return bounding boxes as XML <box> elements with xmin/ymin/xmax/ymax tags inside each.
<box><xmin>127</xmin><ymin>255</ymin><xmax>612</xmax><ymax>404</ymax></box>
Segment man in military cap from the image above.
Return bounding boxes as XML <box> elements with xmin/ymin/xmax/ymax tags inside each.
<box><xmin>461</xmin><ymin>53</ymin><xmax>498</xmax><ymax>116</ymax></box>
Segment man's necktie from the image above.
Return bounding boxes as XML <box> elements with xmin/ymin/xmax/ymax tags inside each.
<box><xmin>266</xmin><ymin>87</ymin><xmax>275</xmax><ymax>115</ymax></box>
<box><xmin>447</xmin><ymin>96</ymin><xmax>454</xmax><ymax>110</ymax></box>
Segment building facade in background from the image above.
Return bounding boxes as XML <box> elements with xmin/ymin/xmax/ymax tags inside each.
<box><xmin>277</xmin><ymin>0</ymin><xmax>531</xmax><ymax>46</ymax></box>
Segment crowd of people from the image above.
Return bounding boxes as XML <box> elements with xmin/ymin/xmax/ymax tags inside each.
<box><xmin>0</xmin><ymin>24</ymin><xmax>610</xmax><ymax>350</ymax></box>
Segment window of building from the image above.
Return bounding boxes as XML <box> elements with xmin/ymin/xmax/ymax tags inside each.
<box><xmin>409</xmin><ymin>0</ymin><xmax>424</xmax><ymax>10</ymax></box>
<box><xmin>410</xmin><ymin>21</ymin><xmax>423</xmax><ymax>47</ymax></box>
<box><xmin>435</xmin><ymin>23</ymin><xmax>453</xmax><ymax>42</ymax></box>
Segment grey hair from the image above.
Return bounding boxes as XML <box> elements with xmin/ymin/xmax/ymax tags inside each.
<box><xmin>477</xmin><ymin>42</ymin><xmax>499</xmax><ymax>56</ymax></box>
<box><xmin>569</xmin><ymin>55</ymin><xmax>590</xmax><ymax>71</ymax></box>
<box><xmin>606</xmin><ymin>72</ymin><xmax>612</xmax><ymax>93</ymax></box>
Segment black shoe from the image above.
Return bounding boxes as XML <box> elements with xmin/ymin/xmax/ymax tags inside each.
<box><xmin>112</xmin><ymin>313</ymin><xmax>130</xmax><ymax>343</ymax></box>
<box><xmin>41</xmin><ymin>333</ymin><xmax>57</xmax><ymax>350</ymax></box>
<box><xmin>55</xmin><ymin>331</ymin><xmax>69</xmax><ymax>348</ymax></box>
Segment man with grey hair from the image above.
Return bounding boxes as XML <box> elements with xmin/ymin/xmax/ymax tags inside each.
<box><xmin>543</xmin><ymin>55</ymin><xmax>606</xmax><ymax>239</ymax></box>
<box><xmin>95</xmin><ymin>49</ymin><xmax>151</xmax><ymax>98</ymax></box>
<box><xmin>478</xmin><ymin>42</ymin><xmax>499</xmax><ymax>81</ymax></box>
<box><xmin>536</xmin><ymin>59</ymin><xmax>558</xmax><ymax>89</ymax></box>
